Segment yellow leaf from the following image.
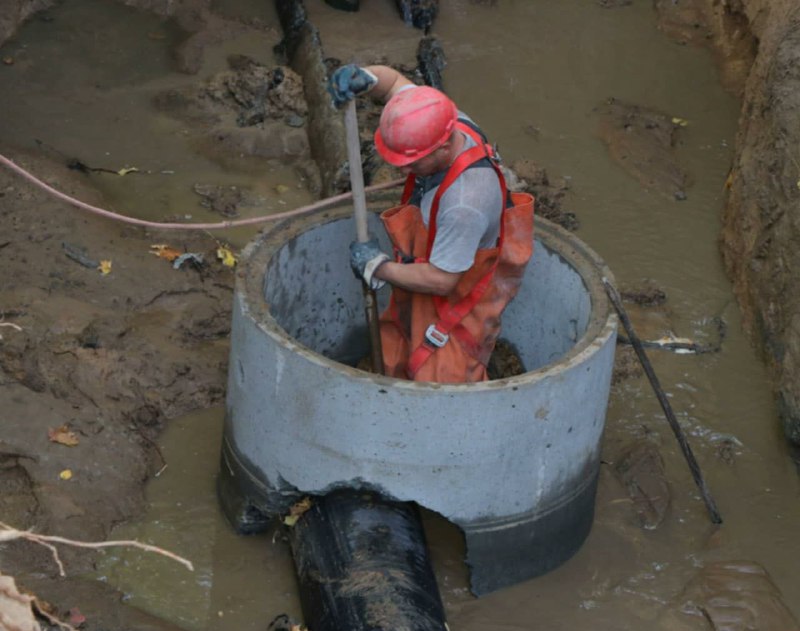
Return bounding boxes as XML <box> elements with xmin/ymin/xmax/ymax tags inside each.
<box><xmin>282</xmin><ymin>497</ymin><xmax>313</xmax><ymax>527</ymax></box>
<box><xmin>724</xmin><ymin>172</ymin><xmax>734</xmax><ymax>190</ymax></box>
<box><xmin>671</xmin><ymin>117</ymin><xmax>689</xmax><ymax>127</ymax></box>
<box><xmin>59</xmin><ymin>469</ymin><xmax>73</xmax><ymax>480</ymax></box>
<box><xmin>98</xmin><ymin>260</ymin><xmax>112</xmax><ymax>275</ymax></box>
<box><xmin>117</xmin><ymin>167</ymin><xmax>139</xmax><ymax>176</ymax></box>
<box><xmin>217</xmin><ymin>246</ymin><xmax>237</xmax><ymax>267</ymax></box>
<box><xmin>48</xmin><ymin>425</ymin><xmax>80</xmax><ymax>446</ymax></box>
<box><xmin>150</xmin><ymin>244</ymin><xmax>182</xmax><ymax>262</ymax></box>
<box><xmin>283</xmin><ymin>514</ymin><xmax>300</xmax><ymax>527</ymax></box>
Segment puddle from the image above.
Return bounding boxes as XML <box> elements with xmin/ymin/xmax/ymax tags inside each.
<box><xmin>93</xmin><ymin>408</ymin><xmax>301</xmax><ymax>630</ymax></box>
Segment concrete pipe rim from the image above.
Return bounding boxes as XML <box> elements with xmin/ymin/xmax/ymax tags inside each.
<box><xmin>238</xmin><ymin>205</ymin><xmax>617</xmax><ymax>392</ymax></box>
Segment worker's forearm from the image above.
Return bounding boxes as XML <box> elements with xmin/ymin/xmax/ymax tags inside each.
<box><xmin>364</xmin><ymin>65</ymin><xmax>414</xmax><ymax>102</ymax></box>
<box><xmin>375</xmin><ymin>261</ymin><xmax>461</xmax><ymax>295</ymax></box>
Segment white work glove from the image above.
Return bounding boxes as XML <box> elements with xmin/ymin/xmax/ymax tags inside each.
<box><xmin>349</xmin><ymin>238</ymin><xmax>389</xmax><ymax>290</ymax></box>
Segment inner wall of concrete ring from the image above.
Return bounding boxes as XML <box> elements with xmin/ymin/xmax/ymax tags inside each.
<box><xmin>224</xmin><ymin>204</ymin><xmax>617</xmax><ymax>584</ymax></box>
<box><xmin>225</xmin><ymin>203</ymin><xmax>617</xmax><ymax>519</ymax></box>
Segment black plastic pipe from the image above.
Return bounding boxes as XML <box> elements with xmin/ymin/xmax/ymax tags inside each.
<box><xmin>288</xmin><ymin>491</ymin><xmax>448</xmax><ymax>631</ymax></box>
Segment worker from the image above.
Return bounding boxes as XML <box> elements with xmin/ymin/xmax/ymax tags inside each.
<box><xmin>328</xmin><ymin>64</ymin><xmax>534</xmax><ymax>383</ymax></box>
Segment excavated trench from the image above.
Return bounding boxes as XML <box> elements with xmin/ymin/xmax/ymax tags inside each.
<box><xmin>2</xmin><ymin>1</ymin><xmax>800</xmax><ymax>630</ymax></box>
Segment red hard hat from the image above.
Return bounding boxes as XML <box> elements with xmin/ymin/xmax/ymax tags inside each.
<box><xmin>374</xmin><ymin>86</ymin><xmax>458</xmax><ymax>167</ymax></box>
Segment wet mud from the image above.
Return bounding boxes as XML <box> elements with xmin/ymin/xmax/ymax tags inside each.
<box><xmin>154</xmin><ymin>57</ymin><xmax>315</xmax><ymax>181</ymax></box>
<box><xmin>612</xmin><ymin>439</ymin><xmax>671</xmax><ymax>531</ymax></box>
<box><xmin>663</xmin><ymin>561</ymin><xmax>800</xmax><ymax>631</ymax></box>
<box><xmin>0</xmin><ymin>148</ymin><xmax>232</xmax><ymax>628</ymax></box>
<box><xmin>594</xmin><ymin>98</ymin><xmax>690</xmax><ymax>201</ymax></box>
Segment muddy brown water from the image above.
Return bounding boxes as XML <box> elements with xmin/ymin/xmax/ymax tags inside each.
<box><xmin>2</xmin><ymin>0</ymin><xmax>800</xmax><ymax>629</ymax></box>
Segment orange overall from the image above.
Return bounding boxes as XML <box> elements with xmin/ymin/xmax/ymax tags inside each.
<box><xmin>379</xmin><ymin>123</ymin><xmax>535</xmax><ymax>383</ymax></box>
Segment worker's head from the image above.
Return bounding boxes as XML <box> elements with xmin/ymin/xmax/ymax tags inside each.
<box><xmin>374</xmin><ymin>86</ymin><xmax>458</xmax><ymax>176</ymax></box>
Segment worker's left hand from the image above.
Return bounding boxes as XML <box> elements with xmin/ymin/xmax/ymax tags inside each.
<box><xmin>350</xmin><ymin>238</ymin><xmax>389</xmax><ymax>290</ymax></box>
<box><xmin>328</xmin><ymin>64</ymin><xmax>378</xmax><ymax>108</ymax></box>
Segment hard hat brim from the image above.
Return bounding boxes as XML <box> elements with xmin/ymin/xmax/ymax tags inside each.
<box><xmin>374</xmin><ymin>127</ymin><xmax>447</xmax><ymax>167</ymax></box>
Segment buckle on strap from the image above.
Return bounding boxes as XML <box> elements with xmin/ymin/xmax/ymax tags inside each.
<box><xmin>424</xmin><ymin>324</ymin><xmax>449</xmax><ymax>348</ymax></box>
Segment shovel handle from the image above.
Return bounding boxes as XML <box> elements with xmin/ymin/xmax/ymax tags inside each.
<box><xmin>345</xmin><ymin>101</ymin><xmax>370</xmax><ymax>243</ymax></box>
<box><xmin>345</xmin><ymin>100</ymin><xmax>385</xmax><ymax>374</ymax></box>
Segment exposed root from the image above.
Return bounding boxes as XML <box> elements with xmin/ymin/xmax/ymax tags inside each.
<box><xmin>0</xmin><ymin>522</ymin><xmax>194</xmax><ymax>574</ymax></box>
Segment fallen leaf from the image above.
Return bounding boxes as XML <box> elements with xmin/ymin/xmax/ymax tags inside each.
<box><xmin>217</xmin><ymin>246</ymin><xmax>237</xmax><ymax>267</ymax></box>
<box><xmin>117</xmin><ymin>167</ymin><xmax>139</xmax><ymax>176</ymax></box>
<box><xmin>2</xmin><ymin>57</ymin><xmax>14</xmax><ymax>66</ymax></box>
<box><xmin>283</xmin><ymin>514</ymin><xmax>300</xmax><ymax>527</ymax></box>
<box><xmin>671</xmin><ymin>117</ymin><xmax>689</xmax><ymax>127</ymax></box>
<box><xmin>283</xmin><ymin>497</ymin><xmax>312</xmax><ymax>526</ymax></box>
<box><xmin>150</xmin><ymin>244</ymin><xmax>182</xmax><ymax>262</ymax></box>
<box><xmin>274</xmin><ymin>184</ymin><xmax>290</xmax><ymax>194</ymax></box>
<box><xmin>724</xmin><ymin>171</ymin><xmax>734</xmax><ymax>190</ymax></box>
<box><xmin>98</xmin><ymin>260</ymin><xmax>112</xmax><ymax>275</ymax></box>
<box><xmin>48</xmin><ymin>425</ymin><xmax>79</xmax><ymax>447</ymax></box>
<box><xmin>59</xmin><ymin>469</ymin><xmax>73</xmax><ymax>480</ymax></box>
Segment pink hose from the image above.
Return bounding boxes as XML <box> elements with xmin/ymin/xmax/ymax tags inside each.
<box><xmin>0</xmin><ymin>153</ymin><xmax>402</xmax><ymax>231</ymax></box>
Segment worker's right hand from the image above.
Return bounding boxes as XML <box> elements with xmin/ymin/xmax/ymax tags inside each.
<box><xmin>350</xmin><ymin>238</ymin><xmax>389</xmax><ymax>290</ymax></box>
<box><xmin>328</xmin><ymin>64</ymin><xmax>378</xmax><ymax>108</ymax></box>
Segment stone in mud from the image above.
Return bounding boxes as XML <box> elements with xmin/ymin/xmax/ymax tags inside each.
<box><xmin>417</xmin><ymin>36</ymin><xmax>446</xmax><ymax>91</ymax></box>
<box><xmin>673</xmin><ymin>561</ymin><xmax>800</xmax><ymax>630</ymax></box>
<box><xmin>395</xmin><ymin>0</ymin><xmax>438</xmax><ymax>33</ymax></box>
<box><xmin>594</xmin><ymin>97</ymin><xmax>690</xmax><ymax>201</ymax></box>
<box><xmin>612</xmin><ymin>440</ymin><xmax>671</xmax><ymax>530</ymax></box>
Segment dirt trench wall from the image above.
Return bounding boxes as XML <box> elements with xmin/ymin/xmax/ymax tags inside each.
<box><xmin>660</xmin><ymin>0</ymin><xmax>800</xmax><ymax>447</ymax></box>
<box><xmin>713</xmin><ymin>0</ymin><xmax>800</xmax><ymax>445</ymax></box>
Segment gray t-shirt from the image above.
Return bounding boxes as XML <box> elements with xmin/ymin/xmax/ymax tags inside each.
<box><xmin>418</xmin><ymin>117</ymin><xmax>503</xmax><ymax>273</ymax></box>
